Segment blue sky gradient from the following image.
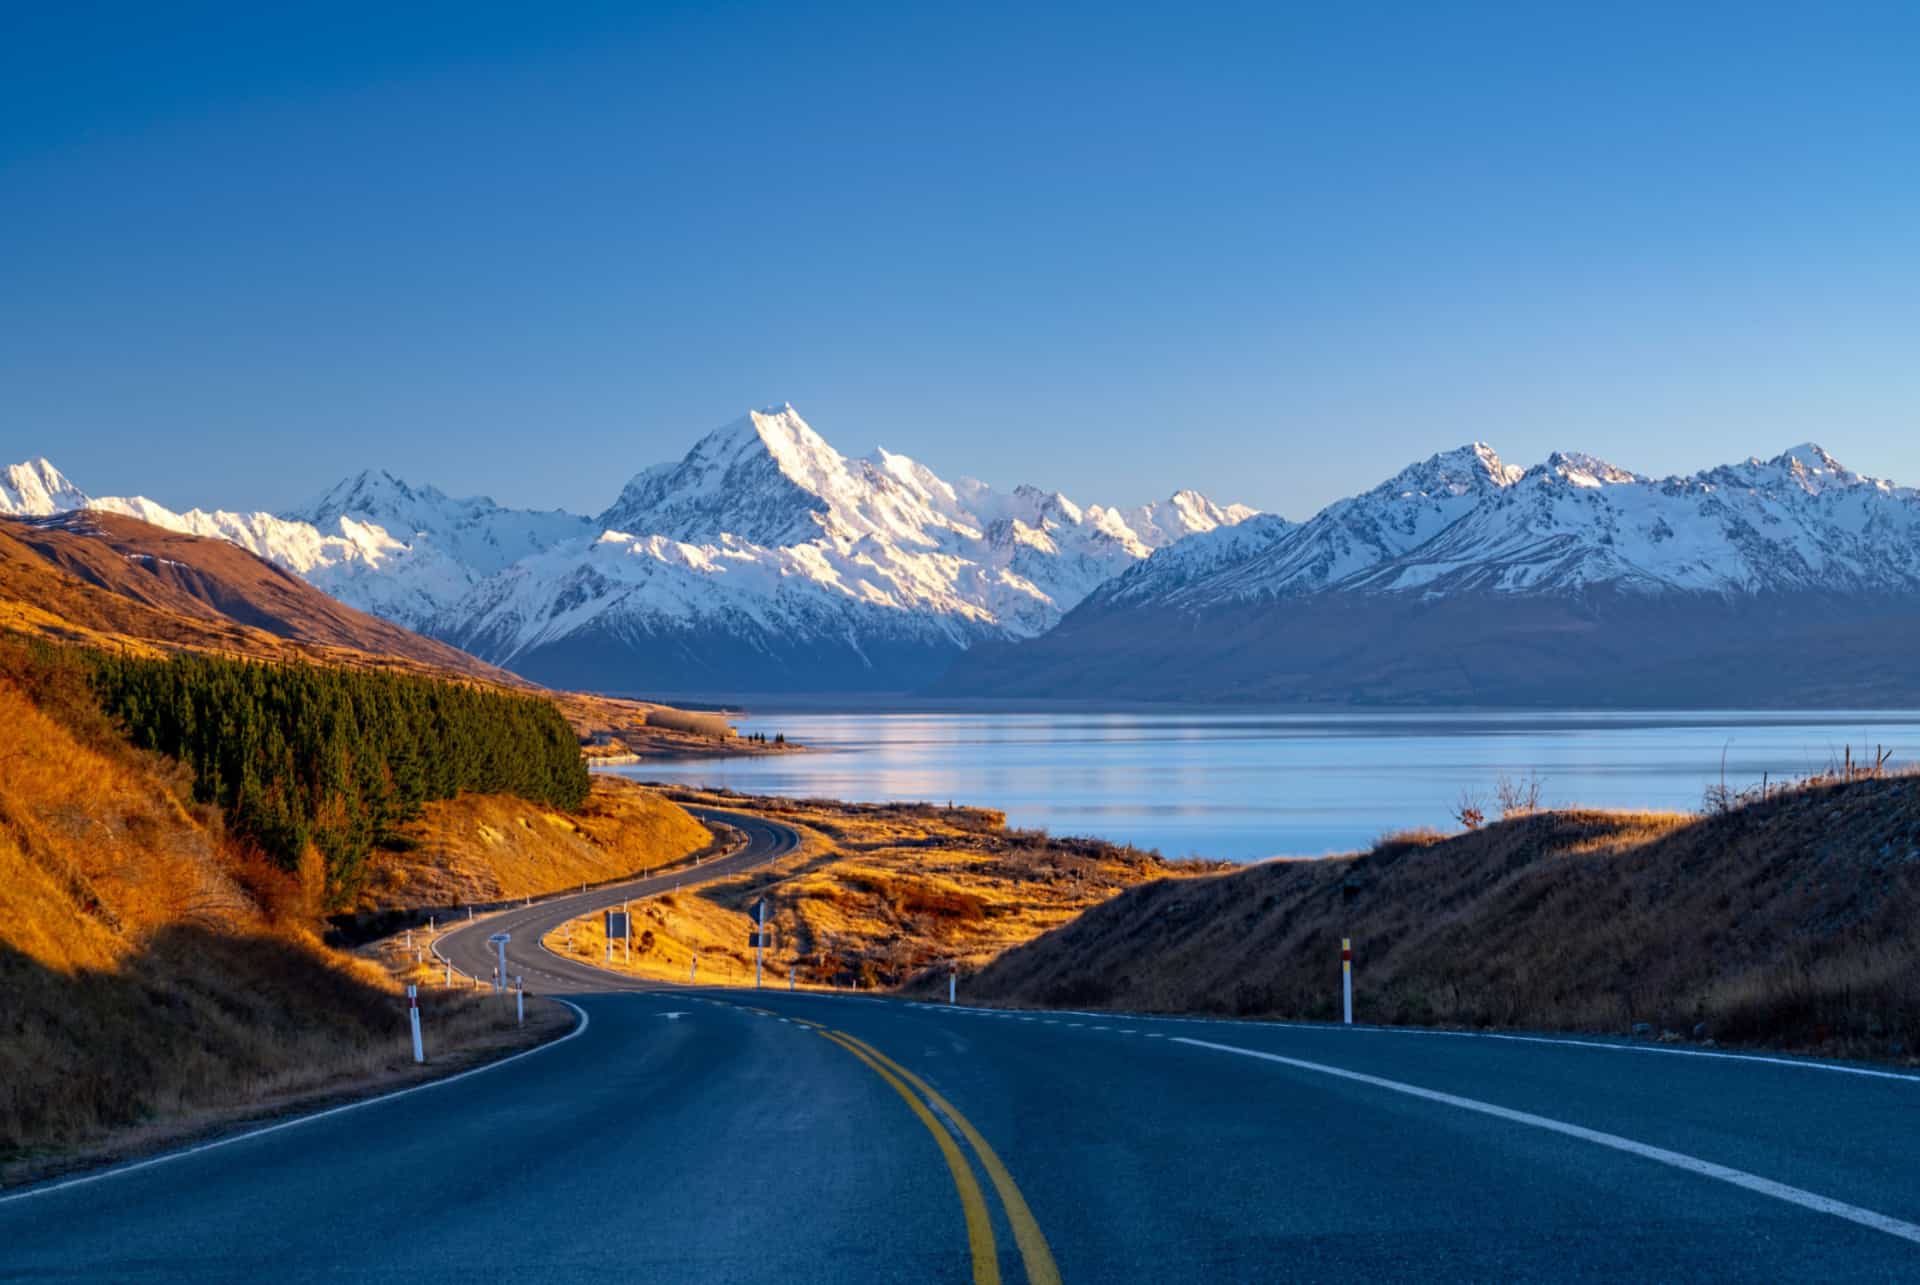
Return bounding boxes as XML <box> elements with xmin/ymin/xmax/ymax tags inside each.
<box><xmin>4</xmin><ymin>1</ymin><xmax>1917</xmax><ymax>518</ymax></box>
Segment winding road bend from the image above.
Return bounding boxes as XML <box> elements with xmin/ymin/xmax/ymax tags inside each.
<box><xmin>6</xmin><ymin>807</ymin><xmax>1919</xmax><ymax>1282</ymax></box>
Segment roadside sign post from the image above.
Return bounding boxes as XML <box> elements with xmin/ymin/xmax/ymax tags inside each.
<box><xmin>407</xmin><ymin>985</ymin><xmax>424</xmax><ymax>1063</ymax></box>
<box><xmin>489</xmin><ymin>932</ymin><xmax>511</xmax><ymax>996</ymax></box>
<box><xmin>515</xmin><ymin>976</ymin><xmax>524</xmax><ymax>1026</ymax></box>
<box><xmin>1342</xmin><ymin>937</ymin><xmax>1353</xmax><ymax>1025</ymax></box>
<box><xmin>604</xmin><ymin>910</ymin><xmax>630</xmax><ymax>967</ymax></box>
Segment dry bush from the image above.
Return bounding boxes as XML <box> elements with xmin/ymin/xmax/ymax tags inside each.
<box><xmin>1452</xmin><ymin>791</ymin><xmax>1486</xmax><ymax>831</ymax></box>
<box><xmin>1493</xmin><ymin>771</ymin><xmax>1544</xmax><ymax>819</ymax></box>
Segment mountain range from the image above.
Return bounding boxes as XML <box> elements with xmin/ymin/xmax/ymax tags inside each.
<box><xmin>12</xmin><ymin>421</ymin><xmax>1920</xmax><ymax>705</ymax></box>
<box><xmin>936</xmin><ymin>442</ymin><xmax>1920</xmax><ymax>706</ymax></box>
<box><xmin>3</xmin><ymin>407</ymin><xmax>1254</xmax><ymax>692</ymax></box>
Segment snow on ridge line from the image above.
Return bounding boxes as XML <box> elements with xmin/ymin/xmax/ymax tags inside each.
<box><xmin>1099</xmin><ymin>439</ymin><xmax>1920</xmax><ymax>612</ymax></box>
<box><xmin>0</xmin><ymin>404</ymin><xmax>1256</xmax><ymax>660</ymax></box>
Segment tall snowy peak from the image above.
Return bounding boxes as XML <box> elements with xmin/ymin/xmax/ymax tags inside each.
<box><xmin>1</xmin><ymin>458</ymin><xmax>89</xmax><ymax>516</ymax></box>
<box><xmin>598</xmin><ymin>405</ymin><xmax>858</xmax><ymax>547</ymax></box>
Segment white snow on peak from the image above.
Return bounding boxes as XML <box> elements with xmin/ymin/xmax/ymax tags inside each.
<box><xmin>1106</xmin><ymin>441</ymin><xmax>1920</xmax><ymax>609</ymax></box>
<box><xmin>0</xmin><ymin>458</ymin><xmax>89</xmax><ymax>516</ymax></box>
<box><xmin>1539</xmin><ymin>451</ymin><xmax>1640</xmax><ymax>489</ymax></box>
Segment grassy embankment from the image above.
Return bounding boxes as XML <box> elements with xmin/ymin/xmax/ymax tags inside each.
<box><xmin>0</xmin><ymin>640</ymin><xmax>704</xmax><ymax>1185</ymax></box>
<box><xmin>957</xmin><ymin>771</ymin><xmax>1920</xmax><ymax>1061</ymax></box>
<box><xmin>545</xmin><ymin>788</ymin><xmax>1226</xmax><ymax>990</ymax></box>
<box><xmin>354</xmin><ymin>778</ymin><xmax>712</xmax><ymax>912</ymax></box>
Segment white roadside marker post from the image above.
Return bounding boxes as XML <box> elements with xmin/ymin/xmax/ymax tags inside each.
<box><xmin>405</xmin><ymin>928</ymin><xmax>412</xmax><ymax>950</ymax></box>
<box><xmin>515</xmin><ymin>976</ymin><xmax>524</xmax><ymax>1026</ymax></box>
<box><xmin>624</xmin><ymin>902</ymin><xmax>632</xmax><ymax>964</ymax></box>
<box><xmin>789</xmin><ymin>963</ymin><xmax>795</xmax><ymax>992</ymax></box>
<box><xmin>444</xmin><ymin>958</ymin><xmax>451</xmax><ymax>987</ymax></box>
<box><xmin>1342</xmin><ymin>937</ymin><xmax>1353</xmax><ymax>1025</ymax></box>
<box><xmin>407</xmin><ymin>985</ymin><xmax>424</xmax><ymax>1063</ymax></box>
<box><xmin>690</xmin><ymin>957</ymin><xmax>697</xmax><ymax>984</ymax></box>
<box><xmin>755</xmin><ymin>900</ymin><xmax>766</xmax><ymax>989</ymax></box>
<box><xmin>949</xmin><ymin>962</ymin><xmax>957</xmax><ymax>1006</ymax></box>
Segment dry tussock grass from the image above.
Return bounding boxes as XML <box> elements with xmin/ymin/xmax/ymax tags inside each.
<box><xmin>964</xmin><ymin>779</ymin><xmax>1920</xmax><ymax>1059</ymax></box>
<box><xmin>545</xmin><ymin>789</ymin><xmax>1221</xmax><ymax>990</ymax></box>
<box><xmin>350</xmin><ymin>776</ymin><xmax>711</xmax><ymax>913</ymax></box>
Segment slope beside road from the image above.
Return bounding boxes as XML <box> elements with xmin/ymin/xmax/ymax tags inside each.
<box><xmin>5</xmin><ymin>806</ymin><xmax>1920</xmax><ymax>1282</ymax></box>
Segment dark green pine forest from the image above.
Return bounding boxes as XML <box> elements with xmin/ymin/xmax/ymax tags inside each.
<box><xmin>86</xmin><ymin>652</ymin><xmax>589</xmax><ymax>905</ymax></box>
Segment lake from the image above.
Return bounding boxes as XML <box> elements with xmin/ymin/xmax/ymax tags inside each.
<box><xmin>603</xmin><ymin>710</ymin><xmax>1920</xmax><ymax>861</ymax></box>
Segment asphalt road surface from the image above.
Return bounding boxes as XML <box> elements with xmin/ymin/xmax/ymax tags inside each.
<box><xmin>6</xmin><ymin>807</ymin><xmax>1919</xmax><ymax>1282</ymax></box>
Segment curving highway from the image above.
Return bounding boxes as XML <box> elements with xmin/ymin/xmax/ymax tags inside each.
<box><xmin>432</xmin><ymin>806</ymin><xmax>804</xmax><ymax>995</ymax></box>
<box><xmin>5</xmin><ymin>806</ymin><xmax>1920</xmax><ymax>1282</ymax></box>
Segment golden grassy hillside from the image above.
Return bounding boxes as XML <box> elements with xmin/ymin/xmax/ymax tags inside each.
<box><xmin>962</xmin><ymin>776</ymin><xmax>1920</xmax><ymax>1059</ymax></box>
<box><xmin>0</xmin><ymin>512</ymin><xmax>507</xmax><ymax>681</ymax></box>
<box><xmin>0</xmin><ymin>645</ymin><xmax>554</xmax><ymax>1183</ymax></box>
<box><xmin>355</xmin><ymin>777</ymin><xmax>714</xmax><ymax>912</ymax></box>
<box><xmin>545</xmin><ymin>789</ymin><xmax>1223</xmax><ymax>990</ymax></box>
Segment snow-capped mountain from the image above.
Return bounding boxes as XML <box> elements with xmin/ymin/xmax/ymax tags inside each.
<box><xmin>939</xmin><ymin>441</ymin><xmax>1920</xmax><ymax>706</ymax></box>
<box><xmin>4</xmin><ymin>405</ymin><xmax>1255</xmax><ymax>692</ymax></box>
<box><xmin>0</xmin><ymin>459</ymin><xmax>88</xmax><ymax>516</ymax></box>
<box><xmin>443</xmin><ymin>406</ymin><xmax>1258</xmax><ymax>689</ymax></box>
<box><xmin>1096</xmin><ymin>441</ymin><xmax>1920</xmax><ymax>609</ymax></box>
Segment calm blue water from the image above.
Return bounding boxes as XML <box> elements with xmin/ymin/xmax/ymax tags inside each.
<box><xmin>605</xmin><ymin>710</ymin><xmax>1920</xmax><ymax>861</ymax></box>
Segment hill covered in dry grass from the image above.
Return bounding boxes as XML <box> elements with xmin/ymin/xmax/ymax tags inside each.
<box><xmin>0</xmin><ymin>511</ymin><xmax>507</xmax><ymax>679</ymax></box>
<box><xmin>0</xmin><ymin>643</ymin><xmax>567</xmax><ymax>1182</ymax></box>
<box><xmin>356</xmin><ymin>778</ymin><xmax>713</xmax><ymax>912</ymax></box>
<box><xmin>960</xmin><ymin>777</ymin><xmax>1920</xmax><ymax>1060</ymax></box>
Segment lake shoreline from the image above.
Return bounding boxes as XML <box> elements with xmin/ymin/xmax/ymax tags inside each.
<box><xmin>598</xmin><ymin>708</ymin><xmax>1920</xmax><ymax>865</ymax></box>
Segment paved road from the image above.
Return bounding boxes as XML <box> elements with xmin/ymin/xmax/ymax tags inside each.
<box><xmin>6</xmin><ymin>809</ymin><xmax>1920</xmax><ymax>1282</ymax></box>
<box><xmin>432</xmin><ymin>806</ymin><xmax>804</xmax><ymax>995</ymax></box>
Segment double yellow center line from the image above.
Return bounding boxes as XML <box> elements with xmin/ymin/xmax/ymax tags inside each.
<box><xmin>798</xmin><ymin>1019</ymin><xmax>1061</xmax><ymax>1285</ymax></box>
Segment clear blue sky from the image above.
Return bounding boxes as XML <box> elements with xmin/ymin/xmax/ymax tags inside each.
<box><xmin>4</xmin><ymin>1</ymin><xmax>1917</xmax><ymax>518</ymax></box>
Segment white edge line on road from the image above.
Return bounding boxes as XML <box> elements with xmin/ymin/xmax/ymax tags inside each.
<box><xmin>0</xmin><ymin>1000</ymin><xmax>592</xmax><ymax>1207</ymax></box>
<box><xmin>1173</xmin><ymin>1035</ymin><xmax>1920</xmax><ymax>1247</ymax></box>
<box><xmin>966</xmin><ymin>1008</ymin><xmax>1920</xmax><ymax>1085</ymax></box>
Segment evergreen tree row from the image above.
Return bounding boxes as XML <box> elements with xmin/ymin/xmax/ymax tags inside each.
<box><xmin>86</xmin><ymin>652</ymin><xmax>589</xmax><ymax>904</ymax></box>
